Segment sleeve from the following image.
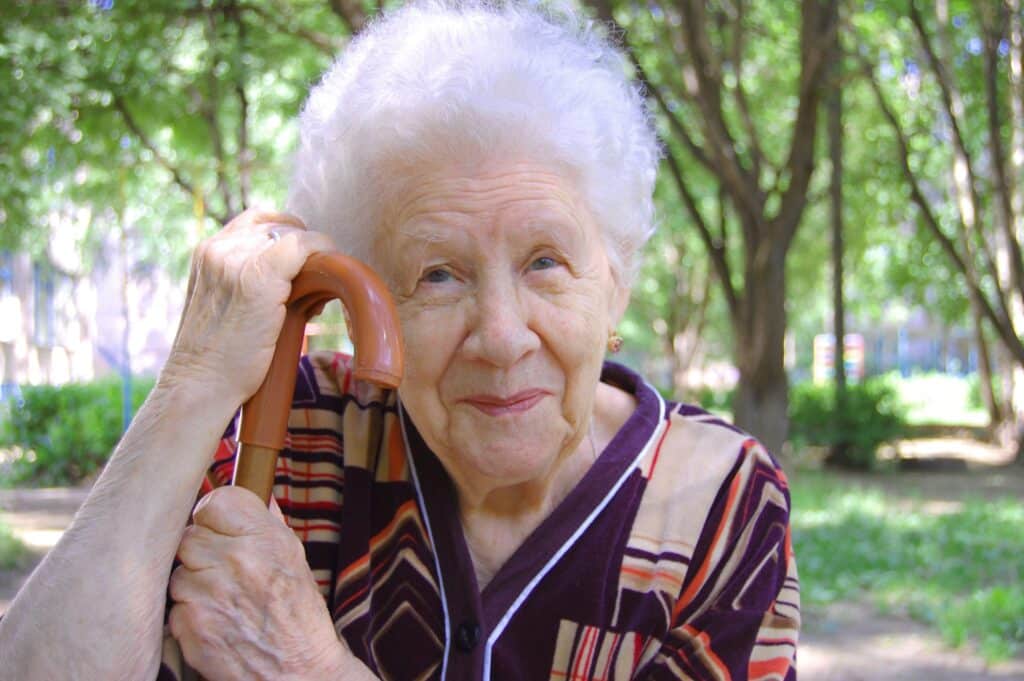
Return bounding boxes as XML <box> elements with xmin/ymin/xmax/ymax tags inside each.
<box><xmin>643</xmin><ymin>440</ymin><xmax>800</xmax><ymax>681</ymax></box>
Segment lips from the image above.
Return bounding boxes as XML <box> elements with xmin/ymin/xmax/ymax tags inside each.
<box><xmin>461</xmin><ymin>389</ymin><xmax>548</xmax><ymax>416</ymax></box>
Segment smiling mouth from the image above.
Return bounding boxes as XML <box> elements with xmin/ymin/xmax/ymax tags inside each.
<box><xmin>462</xmin><ymin>390</ymin><xmax>548</xmax><ymax>416</ymax></box>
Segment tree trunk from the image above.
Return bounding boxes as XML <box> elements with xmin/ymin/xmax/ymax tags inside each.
<box><xmin>969</xmin><ymin>297</ymin><xmax>1002</xmax><ymax>432</ymax></box>
<box><xmin>827</xmin><ymin>18</ymin><xmax>848</xmax><ymax>464</ymax></box>
<box><xmin>1006</xmin><ymin>0</ymin><xmax>1024</xmax><ymax>462</ymax></box>
<box><xmin>733</xmin><ymin>246</ymin><xmax>789</xmax><ymax>457</ymax></box>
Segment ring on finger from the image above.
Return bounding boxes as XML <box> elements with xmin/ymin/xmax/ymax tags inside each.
<box><xmin>268</xmin><ymin>229</ymin><xmax>281</xmax><ymax>243</ymax></box>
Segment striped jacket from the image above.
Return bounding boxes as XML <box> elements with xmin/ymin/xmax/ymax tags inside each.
<box><xmin>161</xmin><ymin>352</ymin><xmax>799</xmax><ymax>680</ymax></box>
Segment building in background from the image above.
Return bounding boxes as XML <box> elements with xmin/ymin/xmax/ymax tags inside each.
<box><xmin>0</xmin><ymin>224</ymin><xmax>183</xmax><ymax>399</ymax></box>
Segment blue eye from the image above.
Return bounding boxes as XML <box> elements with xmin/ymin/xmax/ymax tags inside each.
<box><xmin>422</xmin><ymin>268</ymin><xmax>452</xmax><ymax>284</ymax></box>
<box><xmin>529</xmin><ymin>256</ymin><xmax>557</xmax><ymax>271</ymax></box>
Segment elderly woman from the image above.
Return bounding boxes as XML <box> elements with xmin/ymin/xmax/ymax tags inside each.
<box><xmin>0</xmin><ymin>2</ymin><xmax>798</xmax><ymax>679</ymax></box>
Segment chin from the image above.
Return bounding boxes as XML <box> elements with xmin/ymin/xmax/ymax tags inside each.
<box><xmin>455</xmin><ymin>433</ymin><xmax>562</xmax><ymax>484</ymax></box>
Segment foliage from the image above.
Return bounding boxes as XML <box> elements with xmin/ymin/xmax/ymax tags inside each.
<box><xmin>596</xmin><ymin>0</ymin><xmax>840</xmax><ymax>454</ymax></box>
<box><xmin>0</xmin><ymin>376</ymin><xmax>155</xmax><ymax>486</ymax></box>
<box><xmin>966</xmin><ymin>372</ymin><xmax>1003</xmax><ymax>414</ymax></box>
<box><xmin>0</xmin><ymin>518</ymin><xmax>26</xmax><ymax>570</ymax></box>
<box><xmin>791</xmin><ymin>471</ymin><xmax>1024</xmax><ymax>662</ymax></box>
<box><xmin>788</xmin><ymin>378</ymin><xmax>908</xmax><ymax>469</ymax></box>
<box><xmin>2</xmin><ymin>0</ymin><xmax>1022</xmax><ymax>453</ymax></box>
<box><xmin>1</xmin><ymin>0</ymin><xmax>345</xmax><ymax>270</ymax></box>
<box><xmin>694</xmin><ymin>385</ymin><xmax>735</xmax><ymax>415</ymax></box>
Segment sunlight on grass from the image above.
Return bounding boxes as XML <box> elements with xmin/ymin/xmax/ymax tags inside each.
<box><xmin>791</xmin><ymin>470</ymin><xmax>1024</xmax><ymax>661</ymax></box>
<box><xmin>890</xmin><ymin>372</ymin><xmax>989</xmax><ymax>426</ymax></box>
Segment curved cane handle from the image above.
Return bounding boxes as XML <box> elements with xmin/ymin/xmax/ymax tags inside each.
<box><xmin>232</xmin><ymin>252</ymin><xmax>404</xmax><ymax>503</ymax></box>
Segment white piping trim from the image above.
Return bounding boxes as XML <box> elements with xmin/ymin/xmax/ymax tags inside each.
<box><xmin>481</xmin><ymin>384</ymin><xmax>667</xmax><ymax>679</ymax></box>
<box><xmin>399</xmin><ymin>403</ymin><xmax>452</xmax><ymax>680</ymax></box>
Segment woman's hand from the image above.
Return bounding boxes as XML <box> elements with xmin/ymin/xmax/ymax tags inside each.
<box><xmin>169</xmin><ymin>486</ymin><xmax>351</xmax><ymax>680</ymax></box>
<box><xmin>163</xmin><ymin>209</ymin><xmax>336</xmax><ymax>405</ymax></box>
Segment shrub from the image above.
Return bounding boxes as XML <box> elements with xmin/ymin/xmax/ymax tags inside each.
<box><xmin>966</xmin><ymin>372</ymin><xmax>1002</xmax><ymax>412</ymax></box>
<box><xmin>694</xmin><ymin>385</ymin><xmax>735</xmax><ymax>414</ymax></box>
<box><xmin>788</xmin><ymin>378</ymin><xmax>907</xmax><ymax>469</ymax></box>
<box><xmin>0</xmin><ymin>376</ymin><xmax>155</xmax><ymax>486</ymax></box>
<box><xmin>0</xmin><ymin>517</ymin><xmax>26</xmax><ymax>569</ymax></box>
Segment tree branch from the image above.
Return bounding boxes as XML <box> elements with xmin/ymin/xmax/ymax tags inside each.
<box><xmin>587</xmin><ymin>0</ymin><xmax>719</xmax><ymax>177</ymax></box>
<box><xmin>675</xmin><ymin>0</ymin><xmax>764</xmax><ymax>228</ymax></box>
<box><xmin>662</xmin><ymin>144</ymin><xmax>742</xmax><ymax>326</ymax></box>
<box><xmin>327</xmin><ymin>0</ymin><xmax>368</xmax><ymax>34</ymax></box>
<box><xmin>114</xmin><ymin>96</ymin><xmax>229</xmax><ymax>225</ymax></box>
<box><xmin>773</xmin><ymin>0</ymin><xmax>839</xmax><ymax>252</ymax></box>
<box><xmin>979</xmin><ymin>1</ymin><xmax>1024</xmax><ymax>301</ymax></box>
<box><xmin>909</xmin><ymin>1</ymin><xmax>1008</xmax><ymax>293</ymax></box>
<box><xmin>239</xmin><ymin>2</ymin><xmax>342</xmax><ymax>56</ymax></box>
<box><xmin>728</xmin><ymin>0</ymin><xmax>766</xmax><ymax>182</ymax></box>
<box><xmin>202</xmin><ymin>10</ymin><xmax>239</xmax><ymax>218</ymax></box>
<box><xmin>862</xmin><ymin>56</ymin><xmax>1024</xmax><ymax>365</ymax></box>
<box><xmin>229</xmin><ymin>1</ymin><xmax>251</xmax><ymax>208</ymax></box>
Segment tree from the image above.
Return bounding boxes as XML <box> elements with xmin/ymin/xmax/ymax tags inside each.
<box><xmin>857</xmin><ymin>0</ymin><xmax>1024</xmax><ymax>449</ymax></box>
<box><xmin>588</xmin><ymin>0</ymin><xmax>838</xmax><ymax>454</ymax></box>
<box><xmin>1</xmin><ymin>0</ymin><xmax>349</xmax><ymax>268</ymax></box>
<box><xmin>827</xmin><ymin>3</ymin><xmax>849</xmax><ymax>464</ymax></box>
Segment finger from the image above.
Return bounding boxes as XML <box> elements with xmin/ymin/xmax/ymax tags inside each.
<box><xmin>221</xmin><ymin>208</ymin><xmax>306</xmax><ymax>235</ymax></box>
<box><xmin>168</xmin><ymin>563</ymin><xmax>222</xmax><ymax>605</ymax></box>
<box><xmin>176</xmin><ymin>523</ymin><xmax>226</xmax><ymax>571</ymax></box>
<box><xmin>251</xmin><ymin>211</ymin><xmax>306</xmax><ymax>230</ymax></box>
<box><xmin>192</xmin><ymin>485</ymin><xmax>271</xmax><ymax>537</ymax></box>
<box><xmin>257</xmin><ymin>229</ymin><xmax>338</xmax><ymax>282</ymax></box>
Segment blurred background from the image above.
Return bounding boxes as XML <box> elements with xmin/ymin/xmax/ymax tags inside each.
<box><xmin>1</xmin><ymin>1</ymin><xmax>1022</xmax><ymax>678</ymax></box>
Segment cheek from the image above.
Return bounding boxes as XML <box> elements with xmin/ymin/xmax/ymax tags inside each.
<box><xmin>541</xmin><ymin>290</ymin><xmax>609</xmax><ymax>367</ymax></box>
<box><xmin>395</xmin><ymin>303</ymin><xmax>468</xmax><ymax>425</ymax></box>
<box><xmin>399</xmin><ymin>308</ymin><xmax>447</xmax><ymax>383</ymax></box>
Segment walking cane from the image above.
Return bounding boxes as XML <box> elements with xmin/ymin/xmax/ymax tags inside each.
<box><xmin>232</xmin><ymin>251</ymin><xmax>404</xmax><ymax>503</ymax></box>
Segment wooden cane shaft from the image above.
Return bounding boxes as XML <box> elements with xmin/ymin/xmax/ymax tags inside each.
<box><xmin>231</xmin><ymin>444</ymin><xmax>280</xmax><ymax>504</ymax></box>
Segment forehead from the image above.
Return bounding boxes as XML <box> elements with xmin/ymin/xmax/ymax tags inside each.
<box><xmin>383</xmin><ymin>160</ymin><xmax>589</xmax><ymax>234</ymax></box>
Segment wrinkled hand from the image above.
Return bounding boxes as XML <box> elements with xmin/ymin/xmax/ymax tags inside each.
<box><xmin>169</xmin><ymin>487</ymin><xmax>349</xmax><ymax>681</ymax></box>
<box><xmin>164</xmin><ymin>209</ymin><xmax>335</xmax><ymax>404</ymax></box>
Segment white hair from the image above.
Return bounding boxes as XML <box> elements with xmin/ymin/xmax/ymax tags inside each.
<box><xmin>287</xmin><ymin>0</ymin><xmax>660</xmax><ymax>284</ymax></box>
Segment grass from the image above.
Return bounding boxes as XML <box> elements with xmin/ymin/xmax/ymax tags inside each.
<box><xmin>790</xmin><ymin>470</ymin><xmax>1024</xmax><ymax>661</ymax></box>
<box><xmin>0</xmin><ymin>517</ymin><xmax>26</xmax><ymax>569</ymax></box>
<box><xmin>888</xmin><ymin>371</ymin><xmax>989</xmax><ymax>427</ymax></box>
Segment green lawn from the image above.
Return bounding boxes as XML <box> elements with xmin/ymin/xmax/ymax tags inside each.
<box><xmin>790</xmin><ymin>470</ymin><xmax>1024</xmax><ymax>661</ymax></box>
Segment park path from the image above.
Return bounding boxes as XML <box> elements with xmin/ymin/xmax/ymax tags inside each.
<box><xmin>2</xmin><ymin>485</ymin><xmax>1023</xmax><ymax>679</ymax></box>
<box><xmin>0</xmin><ymin>486</ymin><xmax>90</xmax><ymax>613</ymax></box>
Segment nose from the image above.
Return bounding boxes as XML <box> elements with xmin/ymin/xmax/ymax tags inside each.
<box><xmin>462</xmin><ymin>275</ymin><xmax>539</xmax><ymax>368</ymax></box>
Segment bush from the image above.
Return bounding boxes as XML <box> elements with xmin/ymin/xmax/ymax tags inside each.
<box><xmin>0</xmin><ymin>517</ymin><xmax>26</xmax><ymax>569</ymax></box>
<box><xmin>695</xmin><ymin>385</ymin><xmax>735</xmax><ymax>414</ymax></box>
<box><xmin>0</xmin><ymin>376</ymin><xmax>155</xmax><ymax>486</ymax></box>
<box><xmin>966</xmin><ymin>372</ymin><xmax>1002</xmax><ymax>413</ymax></box>
<box><xmin>789</xmin><ymin>378</ymin><xmax>907</xmax><ymax>469</ymax></box>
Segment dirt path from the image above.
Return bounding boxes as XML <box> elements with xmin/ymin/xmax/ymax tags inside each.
<box><xmin>0</xmin><ymin>486</ymin><xmax>90</xmax><ymax>613</ymax></box>
<box><xmin>1</xmin><ymin>464</ymin><xmax>1022</xmax><ymax>679</ymax></box>
<box><xmin>800</xmin><ymin>601</ymin><xmax>1024</xmax><ymax>680</ymax></box>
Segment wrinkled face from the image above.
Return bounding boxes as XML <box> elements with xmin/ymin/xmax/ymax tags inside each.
<box><xmin>374</xmin><ymin>160</ymin><xmax>628</xmax><ymax>495</ymax></box>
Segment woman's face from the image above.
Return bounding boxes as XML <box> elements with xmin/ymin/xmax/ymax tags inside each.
<box><xmin>374</xmin><ymin>160</ymin><xmax>628</xmax><ymax>502</ymax></box>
